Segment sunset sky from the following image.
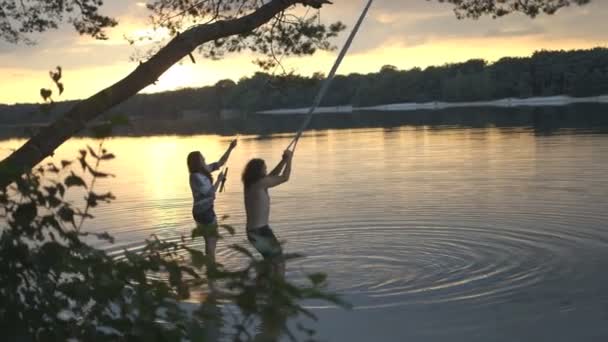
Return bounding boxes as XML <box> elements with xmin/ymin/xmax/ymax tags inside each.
<box><xmin>0</xmin><ymin>0</ymin><xmax>607</xmax><ymax>105</ymax></box>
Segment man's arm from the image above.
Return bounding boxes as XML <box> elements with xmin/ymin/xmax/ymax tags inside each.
<box><xmin>258</xmin><ymin>150</ymin><xmax>293</xmax><ymax>189</ymax></box>
<box><xmin>269</xmin><ymin>158</ymin><xmax>287</xmax><ymax>176</ymax></box>
<box><xmin>215</xmin><ymin>139</ymin><xmax>237</xmax><ymax>168</ymax></box>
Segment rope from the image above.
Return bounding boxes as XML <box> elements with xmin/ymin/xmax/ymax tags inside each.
<box><xmin>287</xmin><ymin>0</ymin><xmax>374</xmax><ymax>151</ymax></box>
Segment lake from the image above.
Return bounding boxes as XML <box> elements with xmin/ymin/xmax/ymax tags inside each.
<box><xmin>1</xmin><ymin>115</ymin><xmax>608</xmax><ymax>341</ymax></box>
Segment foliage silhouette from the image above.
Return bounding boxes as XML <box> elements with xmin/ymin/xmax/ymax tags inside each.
<box><xmin>0</xmin><ymin>141</ymin><xmax>347</xmax><ymax>341</ymax></box>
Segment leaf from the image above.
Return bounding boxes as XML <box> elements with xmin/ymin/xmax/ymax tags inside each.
<box><xmin>317</xmin><ymin>293</ymin><xmax>353</xmax><ymax>310</ymax></box>
<box><xmin>44</xmin><ymin>186</ymin><xmax>58</xmax><ymax>197</ymax></box>
<box><xmin>88</xmin><ymin>169</ymin><xmax>114</xmax><ymax>178</ymax></box>
<box><xmin>75</xmin><ymin>210</ymin><xmax>94</xmax><ymax>220</ymax></box>
<box><xmin>50</xmin><ymin>66</ymin><xmax>62</xmax><ymax>82</ymax></box>
<box><xmin>15</xmin><ymin>177</ymin><xmax>34</xmax><ymax>196</ymax></box>
<box><xmin>86</xmin><ymin>191</ymin><xmax>115</xmax><ymax>207</ymax></box>
<box><xmin>166</xmin><ymin>263</ymin><xmax>183</xmax><ymax>287</ymax></box>
<box><xmin>78</xmin><ymin>150</ymin><xmax>88</xmax><ymax>171</ymax></box>
<box><xmin>58</xmin><ymin>206</ymin><xmax>75</xmax><ymax>224</ymax></box>
<box><xmin>181</xmin><ymin>266</ymin><xmax>201</xmax><ymax>279</ymax></box>
<box><xmin>86</xmin><ymin>195</ymin><xmax>98</xmax><ymax>208</ymax></box>
<box><xmin>307</xmin><ymin>273</ymin><xmax>327</xmax><ymax>286</ymax></box>
<box><xmin>40</xmin><ymin>215</ymin><xmax>61</xmax><ymax>231</ymax></box>
<box><xmin>64</xmin><ymin>172</ymin><xmax>87</xmax><ymax>188</ymax></box>
<box><xmin>87</xmin><ymin>145</ymin><xmax>100</xmax><ymax>159</ymax></box>
<box><xmin>100</xmin><ymin>153</ymin><xmax>115</xmax><ymax>160</ymax></box>
<box><xmin>297</xmin><ymin>307</ymin><xmax>318</xmax><ymax>321</ymax></box>
<box><xmin>14</xmin><ymin>202</ymin><xmax>37</xmax><ymax>225</ymax></box>
<box><xmin>0</xmin><ymin>163</ymin><xmax>20</xmax><ymax>183</ymax></box>
<box><xmin>235</xmin><ymin>292</ymin><xmax>257</xmax><ymax>314</ymax></box>
<box><xmin>192</xmin><ymin>224</ymin><xmax>217</xmax><ymax>239</ymax></box>
<box><xmin>46</xmin><ymin>163</ymin><xmax>60</xmax><ymax>173</ymax></box>
<box><xmin>47</xmin><ymin>195</ymin><xmax>62</xmax><ymax>208</ymax></box>
<box><xmin>93</xmin><ymin>232</ymin><xmax>115</xmax><ymax>243</ymax></box>
<box><xmin>186</xmin><ymin>248</ymin><xmax>207</xmax><ymax>269</ymax></box>
<box><xmin>56</xmin><ymin>183</ymin><xmax>65</xmax><ymax>197</ymax></box>
<box><xmin>220</xmin><ymin>224</ymin><xmax>235</xmax><ymax>236</ymax></box>
<box><xmin>229</xmin><ymin>244</ymin><xmax>254</xmax><ymax>259</ymax></box>
<box><xmin>40</xmin><ymin>88</ymin><xmax>52</xmax><ymax>102</ymax></box>
<box><xmin>192</xmin><ymin>226</ymin><xmax>203</xmax><ymax>239</ymax></box>
<box><xmin>61</xmin><ymin>160</ymin><xmax>72</xmax><ymax>168</ymax></box>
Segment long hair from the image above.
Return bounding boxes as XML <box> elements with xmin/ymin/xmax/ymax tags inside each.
<box><xmin>187</xmin><ymin>151</ymin><xmax>213</xmax><ymax>182</ymax></box>
<box><xmin>242</xmin><ymin>158</ymin><xmax>266</xmax><ymax>189</ymax></box>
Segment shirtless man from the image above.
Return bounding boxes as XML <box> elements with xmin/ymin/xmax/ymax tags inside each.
<box><xmin>242</xmin><ymin>150</ymin><xmax>293</xmax><ymax>274</ymax></box>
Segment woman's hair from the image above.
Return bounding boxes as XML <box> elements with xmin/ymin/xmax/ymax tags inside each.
<box><xmin>242</xmin><ymin>158</ymin><xmax>266</xmax><ymax>189</ymax></box>
<box><xmin>187</xmin><ymin>151</ymin><xmax>213</xmax><ymax>182</ymax></box>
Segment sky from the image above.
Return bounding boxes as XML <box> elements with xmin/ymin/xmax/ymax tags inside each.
<box><xmin>0</xmin><ymin>0</ymin><xmax>607</xmax><ymax>104</ymax></box>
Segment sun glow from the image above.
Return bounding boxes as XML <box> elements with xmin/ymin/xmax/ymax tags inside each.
<box><xmin>145</xmin><ymin>64</ymin><xmax>199</xmax><ymax>93</ymax></box>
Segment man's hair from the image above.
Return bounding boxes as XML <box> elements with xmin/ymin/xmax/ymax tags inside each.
<box><xmin>187</xmin><ymin>151</ymin><xmax>213</xmax><ymax>182</ymax></box>
<box><xmin>242</xmin><ymin>158</ymin><xmax>266</xmax><ymax>189</ymax></box>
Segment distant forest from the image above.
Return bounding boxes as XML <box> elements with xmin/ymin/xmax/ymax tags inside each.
<box><xmin>2</xmin><ymin>47</ymin><xmax>608</xmax><ymax>125</ymax></box>
<box><xmin>224</xmin><ymin>47</ymin><xmax>608</xmax><ymax>111</ymax></box>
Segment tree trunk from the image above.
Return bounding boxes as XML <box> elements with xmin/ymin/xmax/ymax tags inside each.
<box><xmin>0</xmin><ymin>0</ymin><xmax>322</xmax><ymax>188</ymax></box>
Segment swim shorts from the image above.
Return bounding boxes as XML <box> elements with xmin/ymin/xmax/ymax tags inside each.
<box><xmin>247</xmin><ymin>225</ymin><xmax>283</xmax><ymax>259</ymax></box>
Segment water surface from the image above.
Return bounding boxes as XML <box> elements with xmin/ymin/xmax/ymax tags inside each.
<box><xmin>2</xmin><ymin>124</ymin><xmax>607</xmax><ymax>341</ymax></box>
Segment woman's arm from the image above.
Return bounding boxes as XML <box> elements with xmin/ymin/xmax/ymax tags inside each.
<box><xmin>215</xmin><ymin>139</ymin><xmax>237</xmax><ymax>168</ymax></box>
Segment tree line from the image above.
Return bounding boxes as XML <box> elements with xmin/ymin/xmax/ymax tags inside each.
<box><xmin>2</xmin><ymin>47</ymin><xmax>607</xmax><ymax>124</ymax></box>
<box><xmin>224</xmin><ymin>47</ymin><xmax>608</xmax><ymax>110</ymax></box>
<box><xmin>5</xmin><ymin>47</ymin><xmax>608</xmax><ymax>126</ymax></box>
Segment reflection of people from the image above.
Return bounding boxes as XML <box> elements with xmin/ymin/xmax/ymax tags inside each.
<box><xmin>187</xmin><ymin>139</ymin><xmax>237</xmax><ymax>261</ymax></box>
<box><xmin>242</xmin><ymin>149</ymin><xmax>293</xmax><ymax>275</ymax></box>
<box><xmin>253</xmin><ymin>308</ymin><xmax>287</xmax><ymax>342</ymax></box>
<box><xmin>197</xmin><ymin>293</ymin><xmax>222</xmax><ymax>341</ymax></box>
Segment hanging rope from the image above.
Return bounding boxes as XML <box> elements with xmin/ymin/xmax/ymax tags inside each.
<box><xmin>287</xmin><ymin>0</ymin><xmax>374</xmax><ymax>151</ymax></box>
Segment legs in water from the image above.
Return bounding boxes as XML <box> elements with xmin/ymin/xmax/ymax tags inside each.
<box><xmin>272</xmin><ymin>256</ymin><xmax>285</xmax><ymax>278</ymax></box>
<box><xmin>247</xmin><ymin>225</ymin><xmax>284</xmax><ymax>277</ymax></box>
<box><xmin>194</xmin><ymin>220</ymin><xmax>220</xmax><ymax>291</ymax></box>
<box><xmin>204</xmin><ymin>236</ymin><xmax>217</xmax><ymax>264</ymax></box>
<box><xmin>205</xmin><ymin>235</ymin><xmax>219</xmax><ymax>292</ymax></box>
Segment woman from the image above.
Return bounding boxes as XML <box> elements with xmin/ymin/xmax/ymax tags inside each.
<box><xmin>188</xmin><ymin>139</ymin><xmax>237</xmax><ymax>261</ymax></box>
<box><xmin>242</xmin><ymin>149</ymin><xmax>293</xmax><ymax>275</ymax></box>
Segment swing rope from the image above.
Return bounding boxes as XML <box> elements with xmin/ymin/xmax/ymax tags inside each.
<box><xmin>221</xmin><ymin>0</ymin><xmax>373</xmax><ymax>193</ymax></box>
<box><xmin>287</xmin><ymin>0</ymin><xmax>374</xmax><ymax>152</ymax></box>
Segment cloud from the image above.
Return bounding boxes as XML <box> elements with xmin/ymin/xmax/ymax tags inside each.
<box><xmin>1</xmin><ymin>0</ymin><xmax>607</xmax><ymax>104</ymax></box>
<box><xmin>485</xmin><ymin>26</ymin><xmax>544</xmax><ymax>38</ymax></box>
<box><xmin>318</xmin><ymin>0</ymin><xmax>605</xmax><ymax>54</ymax></box>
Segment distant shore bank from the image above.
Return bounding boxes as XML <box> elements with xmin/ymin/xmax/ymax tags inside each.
<box><xmin>1</xmin><ymin>102</ymin><xmax>608</xmax><ymax>140</ymax></box>
<box><xmin>256</xmin><ymin>95</ymin><xmax>608</xmax><ymax>115</ymax></box>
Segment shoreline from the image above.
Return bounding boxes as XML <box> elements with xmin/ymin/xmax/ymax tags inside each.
<box><xmin>256</xmin><ymin>95</ymin><xmax>608</xmax><ymax>115</ymax></box>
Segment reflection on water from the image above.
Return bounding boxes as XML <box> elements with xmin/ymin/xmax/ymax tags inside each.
<box><xmin>3</xmin><ymin>104</ymin><xmax>608</xmax><ymax>139</ymax></box>
<box><xmin>2</xmin><ymin>124</ymin><xmax>608</xmax><ymax>341</ymax></box>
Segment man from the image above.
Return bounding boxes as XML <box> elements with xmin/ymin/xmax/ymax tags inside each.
<box><xmin>242</xmin><ymin>149</ymin><xmax>293</xmax><ymax>274</ymax></box>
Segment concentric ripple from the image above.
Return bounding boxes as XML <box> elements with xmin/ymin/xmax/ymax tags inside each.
<box><xmin>275</xmin><ymin>198</ymin><xmax>608</xmax><ymax>309</ymax></box>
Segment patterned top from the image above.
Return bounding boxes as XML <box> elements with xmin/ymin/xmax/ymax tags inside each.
<box><xmin>190</xmin><ymin>162</ymin><xmax>219</xmax><ymax>216</ymax></box>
